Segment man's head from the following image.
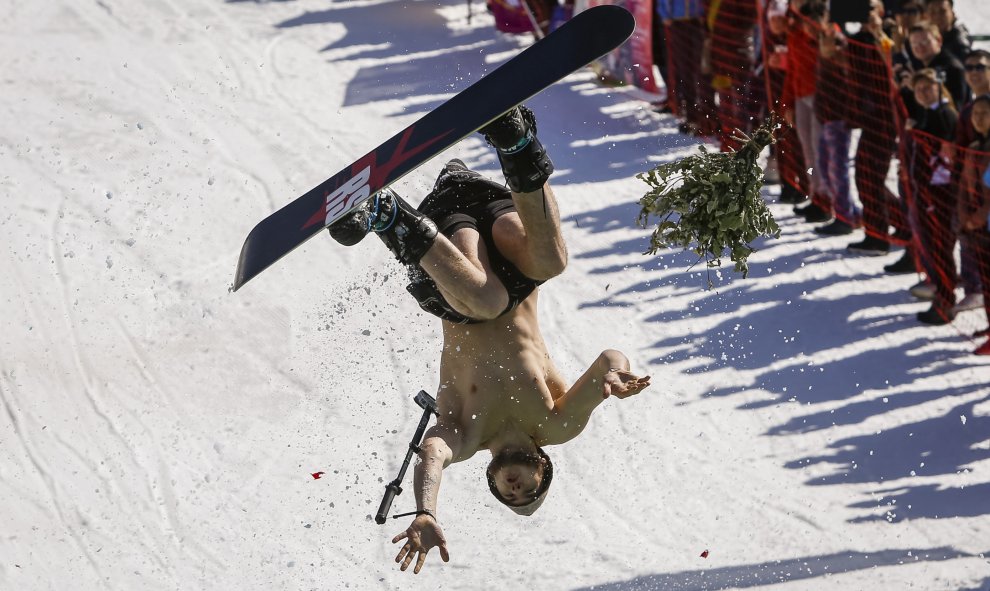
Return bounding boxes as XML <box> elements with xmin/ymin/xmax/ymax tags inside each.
<box><xmin>486</xmin><ymin>446</ymin><xmax>553</xmax><ymax>516</ymax></box>
<box><xmin>971</xmin><ymin>96</ymin><xmax>990</xmax><ymax>136</ymax></box>
<box><xmin>964</xmin><ymin>49</ymin><xmax>990</xmax><ymax>96</ymax></box>
<box><xmin>925</xmin><ymin>0</ymin><xmax>955</xmax><ymax>33</ymax></box>
<box><xmin>908</xmin><ymin>22</ymin><xmax>943</xmax><ymax>64</ymax></box>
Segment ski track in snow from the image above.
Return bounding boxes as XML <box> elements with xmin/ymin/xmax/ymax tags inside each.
<box><xmin>1</xmin><ymin>0</ymin><xmax>989</xmax><ymax>589</ymax></box>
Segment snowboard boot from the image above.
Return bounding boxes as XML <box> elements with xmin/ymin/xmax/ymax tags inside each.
<box><xmin>480</xmin><ymin>105</ymin><xmax>554</xmax><ymax>193</ymax></box>
<box><xmin>327</xmin><ymin>188</ymin><xmax>437</xmax><ymax>266</ymax></box>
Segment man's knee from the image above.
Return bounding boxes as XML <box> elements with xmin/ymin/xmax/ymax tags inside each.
<box><xmin>492</xmin><ymin>214</ymin><xmax>567</xmax><ymax>281</ymax></box>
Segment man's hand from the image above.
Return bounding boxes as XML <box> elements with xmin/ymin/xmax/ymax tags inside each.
<box><xmin>392</xmin><ymin>514</ymin><xmax>449</xmax><ymax>574</ymax></box>
<box><xmin>602</xmin><ymin>369</ymin><xmax>651</xmax><ymax>399</ymax></box>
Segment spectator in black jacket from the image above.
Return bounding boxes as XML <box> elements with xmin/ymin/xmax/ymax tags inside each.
<box><xmin>906</xmin><ymin>22</ymin><xmax>969</xmax><ymax>109</ymax></box>
<box><xmin>925</xmin><ymin>0</ymin><xmax>971</xmax><ymax>64</ymax></box>
<box><xmin>906</xmin><ymin>68</ymin><xmax>960</xmax><ymax>324</ymax></box>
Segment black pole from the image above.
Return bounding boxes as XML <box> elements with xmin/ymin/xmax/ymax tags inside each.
<box><xmin>375</xmin><ymin>391</ymin><xmax>438</xmax><ymax>525</ymax></box>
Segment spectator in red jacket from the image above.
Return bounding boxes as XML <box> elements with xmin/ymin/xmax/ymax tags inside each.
<box><xmin>783</xmin><ymin>0</ymin><xmax>830</xmax><ymax>223</ymax></box>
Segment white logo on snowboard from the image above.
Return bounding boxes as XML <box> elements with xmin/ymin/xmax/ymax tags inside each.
<box><xmin>325</xmin><ymin>165</ymin><xmax>371</xmax><ymax>225</ymax></box>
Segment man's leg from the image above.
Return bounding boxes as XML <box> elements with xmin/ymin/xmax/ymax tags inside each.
<box><xmin>328</xmin><ymin>189</ymin><xmax>511</xmax><ymax>320</ymax></box>
<box><xmin>418</xmin><ymin>229</ymin><xmax>510</xmax><ymax>321</ymax></box>
<box><xmin>491</xmin><ymin>185</ymin><xmax>567</xmax><ymax>281</ymax></box>
<box><xmin>481</xmin><ymin>106</ymin><xmax>567</xmax><ymax>281</ymax></box>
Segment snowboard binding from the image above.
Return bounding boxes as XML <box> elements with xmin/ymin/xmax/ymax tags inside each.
<box><xmin>480</xmin><ymin>105</ymin><xmax>554</xmax><ymax>194</ymax></box>
<box><xmin>327</xmin><ymin>188</ymin><xmax>438</xmax><ymax>266</ymax></box>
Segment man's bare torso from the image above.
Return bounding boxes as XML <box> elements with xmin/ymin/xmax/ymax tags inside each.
<box><xmin>433</xmin><ymin>291</ymin><xmax>567</xmax><ymax>460</ymax></box>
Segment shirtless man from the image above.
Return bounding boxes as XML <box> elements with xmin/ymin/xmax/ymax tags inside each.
<box><xmin>329</xmin><ymin>106</ymin><xmax>652</xmax><ymax>574</ymax></box>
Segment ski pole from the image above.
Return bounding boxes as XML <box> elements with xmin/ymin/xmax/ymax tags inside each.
<box><xmin>375</xmin><ymin>390</ymin><xmax>439</xmax><ymax>525</ymax></box>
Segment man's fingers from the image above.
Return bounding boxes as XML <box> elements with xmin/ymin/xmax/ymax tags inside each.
<box><xmin>395</xmin><ymin>542</ymin><xmax>410</xmax><ymax>564</ymax></box>
<box><xmin>401</xmin><ymin>550</ymin><xmax>415</xmax><ymax>572</ymax></box>
<box><xmin>439</xmin><ymin>544</ymin><xmax>450</xmax><ymax>562</ymax></box>
<box><xmin>392</xmin><ymin>531</ymin><xmax>408</xmax><ymax>544</ymax></box>
<box><xmin>413</xmin><ymin>551</ymin><xmax>427</xmax><ymax>574</ymax></box>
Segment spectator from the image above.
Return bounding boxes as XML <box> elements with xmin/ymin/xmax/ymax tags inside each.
<box><xmin>957</xmin><ymin>50</ymin><xmax>990</xmax><ymax>149</ymax></box>
<box><xmin>891</xmin><ymin>0</ymin><xmax>926</xmax><ymax>75</ymax></box>
<box><xmin>905</xmin><ymin>69</ymin><xmax>959</xmax><ymax>324</ymax></box>
<box><xmin>704</xmin><ymin>0</ymin><xmax>759</xmax><ymax>151</ymax></box>
<box><xmin>811</xmin><ymin>5</ymin><xmax>861</xmax><ymax>235</ymax></box>
<box><xmin>905</xmin><ymin>21</ymin><xmax>969</xmax><ymax>109</ymax></box>
<box><xmin>845</xmin><ymin>0</ymin><xmax>905</xmax><ymax>255</ymax></box>
<box><xmin>765</xmin><ymin>0</ymin><xmax>811</xmax><ymax>204</ymax></box>
<box><xmin>659</xmin><ymin>0</ymin><xmax>717</xmax><ymax>135</ymax></box>
<box><xmin>958</xmin><ymin>95</ymin><xmax>990</xmax><ymax>353</ymax></box>
<box><xmin>948</xmin><ymin>50</ymin><xmax>990</xmax><ymax>313</ymax></box>
<box><xmin>784</xmin><ymin>0</ymin><xmax>830</xmax><ymax>223</ymax></box>
<box><xmin>925</xmin><ymin>0</ymin><xmax>971</xmax><ymax>64</ymax></box>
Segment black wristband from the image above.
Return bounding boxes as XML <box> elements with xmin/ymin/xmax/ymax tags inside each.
<box><xmin>392</xmin><ymin>509</ymin><xmax>436</xmax><ymax>521</ymax></box>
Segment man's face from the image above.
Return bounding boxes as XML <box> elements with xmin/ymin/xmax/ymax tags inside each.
<box><xmin>964</xmin><ymin>57</ymin><xmax>990</xmax><ymax>94</ymax></box>
<box><xmin>492</xmin><ymin>461</ymin><xmax>543</xmax><ymax>505</ymax></box>
<box><xmin>971</xmin><ymin>101</ymin><xmax>990</xmax><ymax>135</ymax></box>
<box><xmin>909</xmin><ymin>30</ymin><xmax>941</xmax><ymax>63</ymax></box>
<box><xmin>926</xmin><ymin>0</ymin><xmax>954</xmax><ymax>31</ymax></box>
<box><xmin>914</xmin><ymin>79</ymin><xmax>940</xmax><ymax>107</ymax></box>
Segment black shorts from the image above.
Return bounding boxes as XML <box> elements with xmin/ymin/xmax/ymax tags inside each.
<box><xmin>405</xmin><ymin>160</ymin><xmax>543</xmax><ymax>324</ymax></box>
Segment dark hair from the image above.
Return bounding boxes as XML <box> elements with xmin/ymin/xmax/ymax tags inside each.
<box><xmin>965</xmin><ymin>49</ymin><xmax>990</xmax><ymax>63</ymax></box>
<box><xmin>799</xmin><ymin>0</ymin><xmax>827</xmax><ymax>20</ymax></box>
<box><xmin>972</xmin><ymin>95</ymin><xmax>990</xmax><ymax>110</ymax></box>
<box><xmin>486</xmin><ymin>446</ymin><xmax>554</xmax><ymax>515</ymax></box>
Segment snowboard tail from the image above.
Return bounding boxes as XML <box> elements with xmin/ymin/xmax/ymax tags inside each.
<box><xmin>234</xmin><ymin>5</ymin><xmax>635</xmax><ymax>291</ymax></box>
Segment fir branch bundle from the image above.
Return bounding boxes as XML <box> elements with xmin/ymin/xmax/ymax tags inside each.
<box><xmin>637</xmin><ymin>114</ymin><xmax>783</xmax><ymax>281</ymax></box>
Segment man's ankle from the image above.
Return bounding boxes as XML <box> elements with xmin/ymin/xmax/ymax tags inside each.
<box><xmin>372</xmin><ymin>189</ymin><xmax>438</xmax><ymax>265</ymax></box>
<box><xmin>481</xmin><ymin>106</ymin><xmax>553</xmax><ymax>193</ymax></box>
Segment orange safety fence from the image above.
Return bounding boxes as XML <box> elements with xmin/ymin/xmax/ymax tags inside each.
<box><xmin>659</xmin><ymin>0</ymin><xmax>990</xmax><ymax>336</ymax></box>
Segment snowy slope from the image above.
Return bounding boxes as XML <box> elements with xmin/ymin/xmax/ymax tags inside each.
<box><xmin>1</xmin><ymin>0</ymin><xmax>988</xmax><ymax>590</ymax></box>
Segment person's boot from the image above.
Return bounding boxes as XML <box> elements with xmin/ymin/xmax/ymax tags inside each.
<box><xmin>801</xmin><ymin>202</ymin><xmax>832</xmax><ymax>223</ymax></box>
<box><xmin>780</xmin><ymin>183</ymin><xmax>806</xmax><ymax>205</ymax></box>
<box><xmin>327</xmin><ymin>188</ymin><xmax>437</xmax><ymax>265</ymax></box>
<box><xmin>917</xmin><ymin>304</ymin><xmax>955</xmax><ymax>325</ymax></box>
<box><xmin>883</xmin><ymin>248</ymin><xmax>916</xmax><ymax>274</ymax></box>
<box><xmin>847</xmin><ymin>234</ymin><xmax>890</xmax><ymax>255</ymax></box>
<box><xmin>480</xmin><ymin>105</ymin><xmax>554</xmax><ymax>193</ymax></box>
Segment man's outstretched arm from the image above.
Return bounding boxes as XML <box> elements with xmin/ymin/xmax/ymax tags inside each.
<box><xmin>391</xmin><ymin>423</ymin><xmax>463</xmax><ymax>574</ymax></box>
<box><xmin>544</xmin><ymin>350</ymin><xmax>651</xmax><ymax>445</ymax></box>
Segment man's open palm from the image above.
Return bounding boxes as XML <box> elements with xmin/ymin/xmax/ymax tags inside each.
<box><xmin>392</xmin><ymin>515</ymin><xmax>449</xmax><ymax>574</ymax></box>
<box><xmin>603</xmin><ymin>369</ymin><xmax>651</xmax><ymax>399</ymax></box>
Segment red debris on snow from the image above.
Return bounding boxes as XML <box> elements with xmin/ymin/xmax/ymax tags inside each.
<box><xmin>700</xmin><ymin>550</ymin><xmax>709</xmax><ymax>558</ymax></box>
<box><xmin>311</xmin><ymin>471</ymin><xmax>326</xmax><ymax>480</ymax></box>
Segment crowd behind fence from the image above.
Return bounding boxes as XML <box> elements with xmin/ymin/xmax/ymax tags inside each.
<box><xmin>488</xmin><ymin>0</ymin><xmax>990</xmax><ymax>356</ymax></box>
<box><xmin>679</xmin><ymin>0</ymin><xmax>990</xmax><ymax>356</ymax></box>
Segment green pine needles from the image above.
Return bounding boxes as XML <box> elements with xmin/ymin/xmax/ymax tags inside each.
<box><xmin>637</xmin><ymin>115</ymin><xmax>782</xmax><ymax>283</ymax></box>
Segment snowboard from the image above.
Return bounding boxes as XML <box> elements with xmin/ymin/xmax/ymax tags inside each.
<box><xmin>234</xmin><ymin>4</ymin><xmax>635</xmax><ymax>291</ymax></box>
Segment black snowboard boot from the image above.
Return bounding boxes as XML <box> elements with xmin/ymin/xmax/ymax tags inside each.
<box><xmin>327</xmin><ymin>188</ymin><xmax>437</xmax><ymax>266</ymax></box>
<box><xmin>480</xmin><ymin>105</ymin><xmax>554</xmax><ymax>193</ymax></box>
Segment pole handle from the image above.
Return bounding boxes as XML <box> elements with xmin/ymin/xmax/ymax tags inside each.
<box><xmin>375</xmin><ymin>482</ymin><xmax>402</xmax><ymax>525</ymax></box>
